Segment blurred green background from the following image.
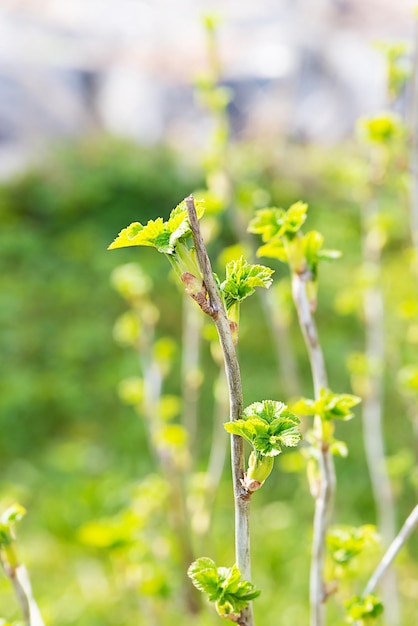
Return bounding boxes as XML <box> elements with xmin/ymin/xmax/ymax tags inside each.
<box><xmin>0</xmin><ymin>133</ymin><xmax>417</xmax><ymax>625</ymax></box>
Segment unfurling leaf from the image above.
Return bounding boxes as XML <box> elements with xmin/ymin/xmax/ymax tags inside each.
<box><xmin>357</xmin><ymin>113</ymin><xmax>404</xmax><ymax>146</ymax></box>
<box><xmin>224</xmin><ymin>400</ymin><xmax>301</xmax><ymax>457</ymax></box>
<box><xmin>344</xmin><ymin>594</ymin><xmax>384</xmax><ymax>623</ymax></box>
<box><xmin>220</xmin><ymin>257</ymin><xmax>274</xmax><ymax>311</ymax></box>
<box><xmin>293</xmin><ymin>388</ymin><xmax>361</xmax><ymax>422</ymax></box>
<box><xmin>248</xmin><ymin>201</ymin><xmax>308</xmax><ymax>243</ymax></box>
<box><xmin>108</xmin><ymin>199</ymin><xmax>205</xmax><ymax>253</ymax></box>
<box><xmin>327</xmin><ymin>525</ymin><xmax>379</xmax><ymax>566</ymax></box>
<box><xmin>187</xmin><ymin>557</ymin><xmax>260</xmax><ymax>619</ymax></box>
<box><xmin>303</xmin><ymin>231</ymin><xmax>341</xmax><ymax>277</ymax></box>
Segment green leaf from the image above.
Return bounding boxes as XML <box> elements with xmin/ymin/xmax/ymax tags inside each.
<box><xmin>357</xmin><ymin>113</ymin><xmax>404</xmax><ymax>145</ymax></box>
<box><xmin>248</xmin><ymin>207</ymin><xmax>285</xmax><ymax>242</ymax></box>
<box><xmin>0</xmin><ymin>504</ymin><xmax>26</xmax><ymax>526</ymax></box>
<box><xmin>283</xmin><ymin>201</ymin><xmax>308</xmax><ymax>234</ymax></box>
<box><xmin>293</xmin><ymin>388</ymin><xmax>361</xmax><ymax>422</ymax></box>
<box><xmin>188</xmin><ymin>558</ymin><xmax>260</xmax><ymax>617</ymax></box>
<box><xmin>345</xmin><ymin>594</ymin><xmax>384</xmax><ymax>623</ymax></box>
<box><xmin>220</xmin><ymin>257</ymin><xmax>274</xmax><ymax>310</ymax></box>
<box><xmin>187</xmin><ymin>557</ymin><xmax>221</xmax><ymax>601</ymax></box>
<box><xmin>327</xmin><ymin>525</ymin><xmax>379</xmax><ymax>566</ymax></box>
<box><xmin>225</xmin><ymin>401</ymin><xmax>301</xmax><ymax>457</ymax></box>
<box><xmin>303</xmin><ymin>230</ymin><xmax>341</xmax><ymax>276</ymax></box>
<box><xmin>256</xmin><ymin>237</ymin><xmax>288</xmax><ymax>262</ymax></box>
<box><xmin>108</xmin><ymin>199</ymin><xmax>205</xmax><ymax>254</ymax></box>
<box><xmin>248</xmin><ymin>202</ymin><xmax>308</xmax><ymax>244</ymax></box>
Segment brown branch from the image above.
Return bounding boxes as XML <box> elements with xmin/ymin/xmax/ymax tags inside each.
<box><xmin>185</xmin><ymin>195</ymin><xmax>254</xmax><ymax>626</ymax></box>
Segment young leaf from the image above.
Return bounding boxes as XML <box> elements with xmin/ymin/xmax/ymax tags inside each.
<box><xmin>357</xmin><ymin>112</ymin><xmax>404</xmax><ymax>146</ymax></box>
<box><xmin>0</xmin><ymin>504</ymin><xmax>26</xmax><ymax>526</ymax></box>
<box><xmin>248</xmin><ymin>207</ymin><xmax>285</xmax><ymax>242</ymax></box>
<box><xmin>224</xmin><ymin>401</ymin><xmax>301</xmax><ymax>457</ymax></box>
<box><xmin>187</xmin><ymin>557</ymin><xmax>221</xmax><ymax>601</ymax></box>
<box><xmin>293</xmin><ymin>388</ymin><xmax>361</xmax><ymax>422</ymax></box>
<box><xmin>187</xmin><ymin>557</ymin><xmax>260</xmax><ymax>618</ymax></box>
<box><xmin>220</xmin><ymin>257</ymin><xmax>274</xmax><ymax>311</ymax></box>
<box><xmin>248</xmin><ymin>202</ymin><xmax>308</xmax><ymax>243</ymax></box>
<box><xmin>108</xmin><ymin>199</ymin><xmax>205</xmax><ymax>253</ymax></box>
<box><xmin>303</xmin><ymin>231</ymin><xmax>341</xmax><ymax>277</ymax></box>
<box><xmin>344</xmin><ymin>594</ymin><xmax>384</xmax><ymax>623</ymax></box>
<box><xmin>327</xmin><ymin>525</ymin><xmax>379</xmax><ymax>566</ymax></box>
<box><xmin>282</xmin><ymin>201</ymin><xmax>308</xmax><ymax>235</ymax></box>
<box><xmin>256</xmin><ymin>237</ymin><xmax>288</xmax><ymax>262</ymax></box>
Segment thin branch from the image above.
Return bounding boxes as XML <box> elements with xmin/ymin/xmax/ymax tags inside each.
<box><xmin>186</xmin><ymin>195</ymin><xmax>254</xmax><ymax>626</ymax></box>
<box><xmin>291</xmin><ymin>270</ymin><xmax>335</xmax><ymax>626</ymax></box>
<box><xmin>0</xmin><ymin>557</ymin><xmax>45</xmax><ymax>626</ymax></box>
<box><xmin>362</xmin><ymin>504</ymin><xmax>418</xmax><ymax>597</ymax></box>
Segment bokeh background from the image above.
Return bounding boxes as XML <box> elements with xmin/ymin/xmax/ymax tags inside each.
<box><xmin>0</xmin><ymin>1</ymin><xmax>417</xmax><ymax>625</ymax></box>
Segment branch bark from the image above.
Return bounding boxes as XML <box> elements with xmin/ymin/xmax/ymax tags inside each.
<box><xmin>186</xmin><ymin>195</ymin><xmax>254</xmax><ymax>626</ymax></box>
<box><xmin>291</xmin><ymin>270</ymin><xmax>335</xmax><ymax>626</ymax></box>
<box><xmin>0</xmin><ymin>556</ymin><xmax>45</xmax><ymax>626</ymax></box>
<box><xmin>362</xmin><ymin>503</ymin><xmax>418</xmax><ymax>597</ymax></box>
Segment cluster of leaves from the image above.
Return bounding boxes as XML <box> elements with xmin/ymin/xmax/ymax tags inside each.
<box><xmin>375</xmin><ymin>41</ymin><xmax>411</xmax><ymax>100</ymax></box>
<box><xmin>0</xmin><ymin>504</ymin><xmax>26</xmax><ymax>549</ymax></box>
<box><xmin>187</xmin><ymin>557</ymin><xmax>260</xmax><ymax>620</ymax></box>
<box><xmin>293</xmin><ymin>388</ymin><xmax>361</xmax><ymax>423</ymax></box>
<box><xmin>224</xmin><ymin>401</ymin><xmax>301</xmax><ymax>490</ymax></box>
<box><xmin>108</xmin><ymin>199</ymin><xmax>205</xmax><ymax>279</ymax></box>
<box><xmin>327</xmin><ymin>525</ymin><xmax>379</xmax><ymax>567</ymax></box>
<box><xmin>248</xmin><ymin>201</ymin><xmax>341</xmax><ymax>278</ymax></box>
<box><xmin>219</xmin><ymin>258</ymin><xmax>274</xmax><ymax>331</ymax></box>
<box><xmin>344</xmin><ymin>594</ymin><xmax>384</xmax><ymax>624</ymax></box>
<box><xmin>356</xmin><ymin>113</ymin><xmax>404</xmax><ymax>147</ymax></box>
<box><xmin>220</xmin><ymin>258</ymin><xmax>274</xmax><ymax>312</ymax></box>
<box><xmin>110</xmin><ymin>201</ymin><xmax>274</xmax><ymax>340</ymax></box>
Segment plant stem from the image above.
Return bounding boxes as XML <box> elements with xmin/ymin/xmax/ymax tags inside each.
<box><xmin>291</xmin><ymin>270</ymin><xmax>335</xmax><ymax>626</ymax></box>
<box><xmin>0</xmin><ymin>555</ymin><xmax>45</xmax><ymax>626</ymax></box>
<box><xmin>186</xmin><ymin>195</ymin><xmax>254</xmax><ymax>626</ymax></box>
<box><xmin>362</xmin><ymin>504</ymin><xmax>418</xmax><ymax>597</ymax></box>
<box><xmin>361</xmin><ymin>196</ymin><xmax>399</xmax><ymax>624</ymax></box>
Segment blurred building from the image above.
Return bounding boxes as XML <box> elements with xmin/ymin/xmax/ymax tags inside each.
<box><xmin>0</xmin><ymin>0</ymin><xmax>415</xmax><ymax>175</ymax></box>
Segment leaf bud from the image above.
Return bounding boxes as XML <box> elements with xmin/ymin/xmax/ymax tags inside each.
<box><xmin>244</xmin><ymin>452</ymin><xmax>274</xmax><ymax>492</ymax></box>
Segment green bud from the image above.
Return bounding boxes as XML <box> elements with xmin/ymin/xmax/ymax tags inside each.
<box><xmin>244</xmin><ymin>452</ymin><xmax>274</xmax><ymax>491</ymax></box>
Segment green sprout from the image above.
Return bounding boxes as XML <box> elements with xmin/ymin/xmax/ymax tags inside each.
<box><xmin>327</xmin><ymin>525</ymin><xmax>379</xmax><ymax>568</ymax></box>
<box><xmin>344</xmin><ymin>594</ymin><xmax>384</xmax><ymax>624</ymax></box>
<box><xmin>224</xmin><ymin>400</ymin><xmax>302</xmax><ymax>491</ymax></box>
<box><xmin>249</xmin><ymin>202</ymin><xmax>340</xmax><ymax>309</ymax></box>
<box><xmin>293</xmin><ymin>388</ymin><xmax>361</xmax><ymax>423</ymax></box>
<box><xmin>220</xmin><ymin>258</ymin><xmax>274</xmax><ymax>340</ymax></box>
<box><xmin>109</xmin><ymin>200</ymin><xmax>274</xmax><ymax>341</ymax></box>
<box><xmin>187</xmin><ymin>557</ymin><xmax>260</xmax><ymax>620</ymax></box>
<box><xmin>108</xmin><ymin>198</ymin><xmax>205</xmax><ymax>282</ymax></box>
<box><xmin>356</xmin><ymin>113</ymin><xmax>404</xmax><ymax>146</ymax></box>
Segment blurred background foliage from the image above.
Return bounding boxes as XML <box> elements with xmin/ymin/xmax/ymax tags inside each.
<box><xmin>0</xmin><ymin>130</ymin><xmax>417</xmax><ymax>625</ymax></box>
